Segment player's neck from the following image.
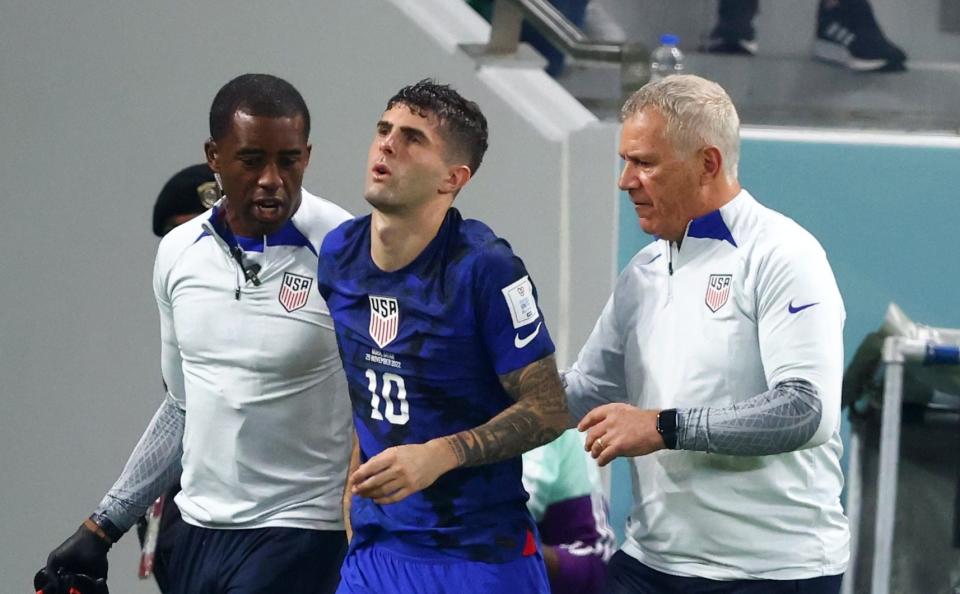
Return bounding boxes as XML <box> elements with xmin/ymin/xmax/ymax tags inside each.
<box><xmin>370</xmin><ymin>201</ymin><xmax>450</xmax><ymax>272</ymax></box>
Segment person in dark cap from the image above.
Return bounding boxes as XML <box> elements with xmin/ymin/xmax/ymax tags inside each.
<box><xmin>152</xmin><ymin>164</ymin><xmax>218</xmax><ymax>237</ymax></box>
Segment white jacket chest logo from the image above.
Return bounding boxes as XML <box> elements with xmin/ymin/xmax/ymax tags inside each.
<box><xmin>278</xmin><ymin>272</ymin><xmax>313</xmax><ymax>312</ymax></box>
<box><xmin>705</xmin><ymin>274</ymin><xmax>733</xmax><ymax>313</ymax></box>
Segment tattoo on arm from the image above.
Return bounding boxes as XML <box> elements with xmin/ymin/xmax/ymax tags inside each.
<box><xmin>444</xmin><ymin>355</ymin><xmax>570</xmax><ymax>467</ymax></box>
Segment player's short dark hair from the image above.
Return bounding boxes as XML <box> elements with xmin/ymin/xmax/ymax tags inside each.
<box><xmin>209</xmin><ymin>73</ymin><xmax>310</xmax><ymax>141</ymax></box>
<box><xmin>386</xmin><ymin>79</ymin><xmax>488</xmax><ymax>175</ymax></box>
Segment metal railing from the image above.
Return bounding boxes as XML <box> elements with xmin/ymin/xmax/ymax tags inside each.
<box><xmin>464</xmin><ymin>0</ymin><xmax>650</xmax><ymax>101</ymax></box>
<box><xmin>843</xmin><ymin>337</ymin><xmax>960</xmax><ymax>594</ymax></box>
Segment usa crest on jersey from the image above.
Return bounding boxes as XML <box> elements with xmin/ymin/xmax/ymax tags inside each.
<box><xmin>278</xmin><ymin>272</ymin><xmax>312</xmax><ymax>312</ymax></box>
<box><xmin>369</xmin><ymin>295</ymin><xmax>399</xmax><ymax>349</ymax></box>
<box><xmin>705</xmin><ymin>274</ymin><xmax>732</xmax><ymax>313</ymax></box>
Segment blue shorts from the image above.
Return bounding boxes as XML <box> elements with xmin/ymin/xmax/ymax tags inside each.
<box><xmin>170</xmin><ymin>523</ymin><xmax>346</xmax><ymax>594</ymax></box>
<box><xmin>337</xmin><ymin>541</ymin><xmax>550</xmax><ymax>594</ymax></box>
<box><xmin>604</xmin><ymin>551</ymin><xmax>843</xmax><ymax>594</ymax></box>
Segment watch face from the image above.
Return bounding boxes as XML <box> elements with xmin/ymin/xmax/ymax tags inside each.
<box><xmin>657</xmin><ymin>409</ymin><xmax>678</xmax><ymax>449</ymax></box>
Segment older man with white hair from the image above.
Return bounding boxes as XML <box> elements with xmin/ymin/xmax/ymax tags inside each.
<box><xmin>566</xmin><ymin>75</ymin><xmax>849</xmax><ymax>593</ymax></box>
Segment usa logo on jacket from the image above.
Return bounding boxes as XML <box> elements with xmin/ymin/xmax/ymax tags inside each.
<box><xmin>705</xmin><ymin>274</ymin><xmax>732</xmax><ymax>313</ymax></box>
<box><xmin>278</xmin><ymin>272</ymin><xmax>312</xmax><ymax>312</ymax></box>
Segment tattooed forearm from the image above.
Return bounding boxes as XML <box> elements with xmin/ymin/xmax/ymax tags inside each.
<box><xmin>444</xmin><ymin>355</ymin><xmax>570</xmax><ymax>467</ymax></box>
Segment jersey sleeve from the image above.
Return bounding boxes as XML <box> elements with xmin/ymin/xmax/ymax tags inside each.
<box><xmin>474</xmin><ymin>241</ymin><xmax>555</xmax><ymax>376</ymax></box>
<box><xmin>316</xmin><ymin>239</ymin><xmax>334</xmax><ymax>302</ymax></box>
<box><xmin>153</xmin><ymin>247</ymin><xmax>185</xmax><ymax>409</ymax></box>
<box><xmin>755</xmin><ymin>234</ymin><xmax>845</xmax><ymax>445</ymax></box>
<box><xmin>316</xmin><ymin>218</ymin><xmax>352</xmax><ymax>302</ymax></box>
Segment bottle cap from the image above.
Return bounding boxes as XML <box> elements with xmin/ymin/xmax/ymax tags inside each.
<box><xmin>659</xmin><ymin>34</ymin><xmax>679</xmax><ymax>45</ymax></box>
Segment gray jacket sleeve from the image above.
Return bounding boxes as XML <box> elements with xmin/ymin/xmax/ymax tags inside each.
<box><xmin>677</xmin><ymin>378</ymin><xmax>823</xmax><ymax>455</ymax></box>
<box><xmin>564</xmin><ymin>291</ymin><xmax>629</xmax><ymax>422</ymax></box>
<box><xmin>90</xmin><ymin>393</ymin><xmax>184</xmax><ymax>535</ymax></box>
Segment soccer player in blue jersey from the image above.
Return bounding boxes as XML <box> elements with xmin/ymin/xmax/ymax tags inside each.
<box><xmin>317</xmin><ymin>80</ymin><xmax>571</xmax><ymax>593</ymax></box>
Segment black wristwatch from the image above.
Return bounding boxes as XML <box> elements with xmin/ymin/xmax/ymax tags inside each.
<box><xmin>657</xmin><ymin>408</ymin><xmax>678</xmax><ymax>450</ymax></box>
<box><xmin>87</xmin><ymin>515</ymin><xmax>123</xmax><ymax>544</ymax></box>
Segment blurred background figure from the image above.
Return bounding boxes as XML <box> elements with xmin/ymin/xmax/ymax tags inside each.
<box><xmin>468</xmin><ymin>0</ymin><xmax>589</xmax><ymax>75</ymax></box>
<box><xmin>469</xmin><ymin>0</ymin><xmax>907</xmax><ymax>74</ymax></box>
<box><xmin>704</xmin><ymin>0</ymin><xmax>907</xmax><ymax>71</ymax></box>
<box><xmin>523</xmin><ymin>430</ymin><xmax>616</xmax><ymax>594</ymax></box>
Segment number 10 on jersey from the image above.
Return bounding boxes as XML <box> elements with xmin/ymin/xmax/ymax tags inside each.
<box><xmin>364</xmin><ymin>369</ymin><xmax>409</xmax><ymax>425</ymax></box>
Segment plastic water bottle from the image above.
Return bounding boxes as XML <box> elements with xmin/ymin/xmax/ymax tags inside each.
<box><xmin>649</xmin><ymin>34</ymin><xmax>684</xmax><ymax>82</ymax></box>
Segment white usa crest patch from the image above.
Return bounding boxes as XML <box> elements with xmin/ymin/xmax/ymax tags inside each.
<box><xmin>278</xmin><ymin>272</ymin><xmax>312</xmax><ymax>312</ymax></box>
<box><xmin>369</xmin><ymin>295</ymin><xmax>399</xmax><ymax>349</ymax></box>
<box><xmin>705</xmin><ymin>274</ymin><xmax>732</xmax><ymax>313</ymax></box>
<box><xmin>501</xmin><ymin>276</ymin><xmax>539</xmax><ymax>329</ymax></box>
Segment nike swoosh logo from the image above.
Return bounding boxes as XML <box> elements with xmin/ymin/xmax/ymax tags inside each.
<box><xmin>788</xmin><ymin>300</ymin><xmax>819</xmax><ymax>314</ymax></box>
<box><xmin>514</xmin><ymin>322</ymin><xmax>542</xmax><ymax>348</ymax></box>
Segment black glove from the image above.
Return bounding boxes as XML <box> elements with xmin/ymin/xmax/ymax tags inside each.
<box><xmin>45</xmin><ymin>522</ymin><xmax>112</xmax><ymax>588</ymax></box>
<box><xmin>34</xmin><ymin>566</ymin><xmax>109</xmax><ymax>594</ymax></box>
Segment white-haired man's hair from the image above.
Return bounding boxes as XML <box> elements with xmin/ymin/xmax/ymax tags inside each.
<box><xmin>621</xmin><ymin>75</ymin><xmax>740</xmax><ymax>179</ymax></box>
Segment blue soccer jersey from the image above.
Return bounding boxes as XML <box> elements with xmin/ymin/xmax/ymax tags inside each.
<box><xmin>318</xmin><ymin>208</ymin><xmax>555</xmax><ymax>563</ymax></box>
